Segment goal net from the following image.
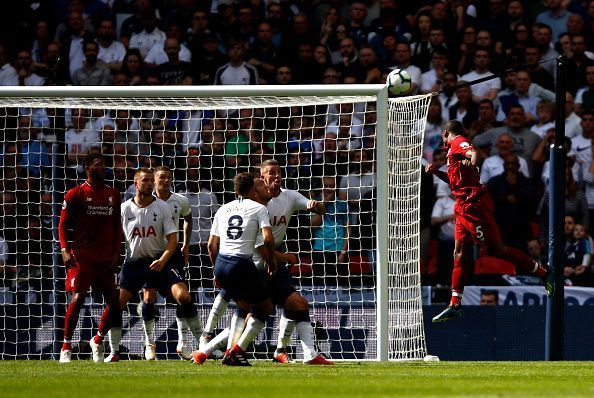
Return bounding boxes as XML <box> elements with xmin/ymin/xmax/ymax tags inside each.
<box><xmin>0</xmin><ymin>86</ymin><xmax>431</xmax><ymax>361</ymax></box>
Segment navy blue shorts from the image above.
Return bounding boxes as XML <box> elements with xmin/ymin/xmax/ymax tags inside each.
<box><xmin>267</xmin><ymin>263</ymin><xmax>296</xmax><ymax>306</ymax></box>
<box><xmin>214</xmin><ymin>254</ymin><xmax>269</xmax><ymax>305</ymax></box>
<box><xmin>119</xmin><ymin>255</ymin><xmax>185</xmax><ymax>296</ymax></box>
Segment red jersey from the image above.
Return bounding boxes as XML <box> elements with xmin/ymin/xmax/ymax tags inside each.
<box><xmin>446</xmin><ymin>135</ymin><xmax>484</xmax><ymax>202</ymax></box>
<box><xmin>59</xmin><ymin>181</ymin><xmax>122</xmax><ymax>262</ymax></box>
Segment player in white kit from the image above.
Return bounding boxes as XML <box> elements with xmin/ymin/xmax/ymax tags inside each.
<box><xmin>193</xmin><ymin>172</ymin><xmax>276</xmax><ymax>366</ymax></box>
<box><xmin>198</xmin><ymin>160</ymin><xmax>333</xmax><ymax>364</ymax></box>
<box><xmin>136</xmin><ymin>165</ymin><xmax>203</xmax><ymax>360</ymax></box>
<box><xmin>105</xmin><ymin>168</ymin><xmax>201</xmax><ymax>362</ymax></box>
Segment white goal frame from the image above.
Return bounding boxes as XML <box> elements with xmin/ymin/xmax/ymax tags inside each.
<box><xmin>0</xmin><ymin>85</ymin><xmax>430</xmax><ymax>361</ymax></box>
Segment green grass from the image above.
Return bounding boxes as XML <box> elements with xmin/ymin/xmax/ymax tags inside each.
<box><xmin>2</xmin><ymin>360</ymin><xmax>594</xmax><ymax>398</ymax></box>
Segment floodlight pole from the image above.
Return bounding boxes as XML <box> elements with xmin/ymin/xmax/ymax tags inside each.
<box><xmin>545</xmin><ymin>55</ymin><xmax>567</xmax><ymax>361</ymax></box>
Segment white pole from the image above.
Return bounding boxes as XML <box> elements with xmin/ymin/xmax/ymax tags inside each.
<box><xmin>375</xmin><ymin>86</ymin><xmax>390</xmax><ymax>361</ymax></box>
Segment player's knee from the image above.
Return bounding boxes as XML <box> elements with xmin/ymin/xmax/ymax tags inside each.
<box><xmin>143</xmin><ymin>289</ymin><xmax>157</xmax><ymax>304</ymax></box>
<box><xmin>70</xmin><ymin>293</ymin><xmax>86</xmax><ymax>309</ymax></box>
<box><xmin>284</xmin><ymin>309</ymin><xmax>310</xmax><ymax>323</ymax></box>
<box><xmin>284</xmin><ymin>293</ymin><xmax>308</xmax><ymax>312</ymax></box>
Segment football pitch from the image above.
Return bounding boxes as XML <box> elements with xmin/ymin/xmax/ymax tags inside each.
<box><xmin>1</xmin><ymin>361</ymin><xmax>594</xmax><ymax>398</ymax></box>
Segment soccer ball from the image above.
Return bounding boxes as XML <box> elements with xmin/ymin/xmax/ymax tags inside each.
<box><xmin>387</xmin><ymin>68</ymin><xmax>412</xmax><ymax>95</ymax></box>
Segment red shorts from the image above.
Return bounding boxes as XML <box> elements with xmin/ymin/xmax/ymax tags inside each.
<box><xmin>65</xmin><ymin>259</ymin><xmax>116</xmax><ymax>294</ymax></box>
<box><xmin>454</xmin><ymin>193</ymin><xmax>502</xmax><ymax>245</ymax></box>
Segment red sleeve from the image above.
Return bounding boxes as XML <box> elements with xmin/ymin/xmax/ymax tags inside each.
<box><xmin>58</xmin><ymin>187</ymin><xmax>78</xmax><ymax>250</ymax></box>
<box><xmin>451</xmin><ymin>136</ymin><xmax>474</xmax><ymax>157</ymax></box>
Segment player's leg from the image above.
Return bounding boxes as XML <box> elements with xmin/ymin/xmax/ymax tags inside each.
<box><xmin>170</xmin><ymin>281</ymin><xmax>203</xmax><ymax>359</ymax></box>
<box><xmin>89</xmin><ymin>268</ymin><xmax>119</xmax><ymax>362</ymax></box>
<box><xmin>105</xmin><ymin>287</ymin><xmax>134</xmax><ymax>362</ymax></box>
<box><xmin>141</xmin><ymin>288</ymin><xmax>158</xmax><ymax>360</ymax></box>
<box><xmin>61</xmin><ymin>263</ymin><xmax>92</xmax><ymax>362</ymax></box>
<box><xmin>274</xmin><ymin>312</ymin><xmax>295</xmax><ymax>360</ymax></box>
<box><xmin>200</xmin><ymin>291</ymin><xmax>230</xmax><ymax>350</ymax></box>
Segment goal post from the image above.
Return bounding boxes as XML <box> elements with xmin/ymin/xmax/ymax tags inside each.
<box><xmin>0</xmin><ymin>85</ymin><xmax>432</xmax><ymax>361</ymax></box>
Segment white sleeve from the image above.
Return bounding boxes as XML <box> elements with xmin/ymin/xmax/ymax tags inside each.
<box><xmin>289</xmin><ymin>190</ymin><xmax>309</xmax><ymax>211</ymax></box>
<box><xmin>162</xmin><ymin>204</ymin><xmax>178</xmax><ymax>236</ymax></box>
<box><xmin>257</xmin><ymin>206</ymin><xmax>271</xmax><ymax>229</ymax></box>
<box><xmin>180</xmin><ymin>196</ymin><xmax>191</xmax><ymax>217</ymax></box>
<box><xmin>255</xmin><ymin>232</ymin><xmax>264</xmax><ymax>248</ymax></box>
<box><xmin>210</xmin><ymin>213</ymin><xmax>220</xmax><ymax>237</ymax></box>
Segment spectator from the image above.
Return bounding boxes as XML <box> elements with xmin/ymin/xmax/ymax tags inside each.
<box><xmin>120</xmin><ymin>48</ymin><xmax>146</xmax><ymax>85</ymax></box>
<box><xmin>96</xmin><ymin>18</ymin><xmax>126</xmax><ymax>74</ymax></box>
<box><xmin>186</xmin><ymin>9</ymin><xmax>213</xmax><ymax>57</ymax></box>
<box><xmin>156</xmin><ymin>38</ymin><xmax>192</xmax><ymax>85</ymax></box>
<box><xmin>578</xmin><ymin>110</ymin><xmax>594</xmax><ymax>234</ymax></box>
<box><xmin>460</xmin><ymin>48</ymin><xmax>501</xmax><ymax>102</ymax></box>
<box><xmin>129</xmin><ymin>9</ymin><xmax>166</xmax><ymax>58</ymax></box>
<box><xmin>480</xmin><ymin>290</ymin><xmax>499</xmax><ymax>306</ymax></box>
<box><xmin>292</xmin><ymin>41</ymin><xmax>324</xmax><ymax>84</ymax></box>
<box><xmin>480</xmin><ymin>133</ymin><xmax>530</xmax><ymax>184</ymax></box>
<box><xmin>456</xmin><ymin>25</ymin><xmax>478</xmax><ymax>75</ymax></box>
<box><xmin>6</xmin><ymin>50</ymin><xmax>46</xmax><ymax>86</ymax></box>
<box><xmin>530</xmin><ymin>100</ymin><xmax>556</xmax><ymax>138</ymax></box>
<box><xmin>420</xmin><ymin>47</ymin><xmax>450</xmax><ymax>94</ymax></box>
<box><xmin>57</xmin><ymin>9</ymin><xmax>93</xmax><ymax>81</ymax></box>
<box><xmin>72</xmin><ymin>40</ymin><xmax>112</xmax><ymax>86</ymax></box>
<box><xmin>347</xmin><ymin>2</ymin><xmax>369</xmax><ymax>46</ymax></box>
<box><xmin>448</xmin><ymin>82</ymin><xmax>479</xmax><ymax>130</ymax></box>
<box><xmin>487</xmin><ymin>153</ymin><xmax>536</xmax><ymax>251</ymax></box>
<box><xmin>496</xmin><ymin>70</ymin><xmax>555</xmax><ymax>124</ymax></box>
<box><xmin>564</xmin><ymin>223</ymin><xmax>593</xmax><ymax>286</ymax></box>
<box><xmin>477</xmin><ymin>99</ymin><xmax>502</xmax><ymax>128</ymax></box>
<box><xmin>313</xmin><ymin>45</ymin><xmax>331</xmax><ymax>69</ymax></box>
<box><xmin>275</xmin><ymin>65</ymin><xmax>293</xmax><ymax>85</ymax></box>
<box><xmin>311</xmin><ymin>175</ymin><xmax>352</xmax><ymax>287</ymax></box>
<box><xmin>181</xmin><ymin>166</ymin><xmax>220</xmax><ymax>287</ymax></box>
<box><xmin>319</xmin><ymin>5</ymin><xmax>342</xmax><ymax>50</ymax></box>
<box><xmin>333</xmin><ymin>37</ymin><xmax>363</xmax><ymax>82</ymax></box>
<box><xmin>527</xmin><ymin>239</ymin><xmax>547</xmax><ymax>269</ymax></box>
<box><xmin>388</xmin><ymin>42</ymin><xmax>421</xmax><ymax>94</ymax></box>
<box><xmin>475</xmin><ymin>105</ymin><xmax>541</xmax><ymax>173</ymax></box>
<box><xmin>535</xmin><ymin>0</ymin><xmax>574</xmax><ymax>42</ymax></box>
<box><xmin>524</xmin><ymin>44</ymin><xmax>556</xmax><ymax>92</ymax></box>
<box><xmin>232</xmin><ymin>3</ymin><xmax>258</xmax><ymax>49</ymax></box>
<box><xmin>423</xmin><ymin>97</ymin><xmax>445</xmax><ymax>162</ymax></box>
<box><xmin>246</xmin><ymin>21</ymin><xmax>279</xmax><ymax>85</ymax></box>
<box><xmin>31</xmin><ymin>20</ymin><xmax>51</xmax><ymax>70</ymax></box>
<box><xmin>339</xmin><ymin>149</ymin><xmax>376</xmax><ymax>210</ymax></box>
<box><xmin>409</xmin><ymin>11</ymin><xmax>433</xmax><ymax>73</ymax></box>
<box><xmin>431</xmin><ymin>187</ymin><xmax>455</xmax><ymax>287</ymax></box>
<box><xmin>437</xmin><ymin>71</ymin><xmax>458</xmax><ymax>121</ymax></box>
<box><xmin>565</xmin><ymin>91</ymin><xmax>584</xmax><ymax>139</ymax></box>
<box><xmin>119</xmin><ymin>0</ymin><xmax>154</xmax><ymax>49</ymax></box>
<box><xmin>16</xmin><ymin>115</ymin><xmax>50</xmax><ymax>176</ymax></box>
<box><xmin>214</xmin><ymin>38</ymin><xmax>258</xmax><ymax>85</ymax></box>
<box><xmin>575</xmin><ymin>64</ymin><xmax>594</xmax><ymax>114</ymax></box>
<box><xmin>539</xmin><ymin>164</ymin><xmax>589</xmax><ymax>240</ymax></box>
<box><xmin>506</xmin><ymin>23</ymin><xmax>532</xmax><ymax>66</ymax></box>
<box><xmin>0</xmin><ymin>44</ymin><xmax>17</xmax><ymax>86</ymax></box>
<box><xmin>192</xmin><ymin>32</ymin><xmax>226</xmax><ymax>85</ymax></box>
<box><xmin>144</xmin><ymin>22</ymin><xmax>192</xmax><ymax>68</ymax></box>
<box><xmin>533</xmin><ymin>23</ymin><xmax>559</xmax><ymax>78</ymax></box>
<box><xmin>502</xmin><ymin>1</ymin><xmax>528</xmax><ymax>49</ymax></box>
<box><xmin>566</xmin><ymin>34</ymin><xmax>594</xmax><ymax>96</ymax></box>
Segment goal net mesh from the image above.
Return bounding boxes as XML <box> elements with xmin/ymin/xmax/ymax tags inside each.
<box><xmin>0</xmin><ymin>91</ymin><xmax>431</xmax><ymax>361</ymax></box>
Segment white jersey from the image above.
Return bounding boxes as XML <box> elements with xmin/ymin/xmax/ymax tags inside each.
<box><xmin>163</xmin><ymin>191</ymin><xmax>191</xmax><ymax>241</ymax></box>
<box><xmin>121</xmin><ymin>197</ymin><xmax>178</xmax><ymax>259</ymax></box>
<box><xmin>211</xmin><ymin>198</ymin><xmax>270</xmax><ymax>257</ymax></box>
<box><xmin>253</xmin><ymin>189</ymin><xmax>309</xmax><ymax>269</ymax></box>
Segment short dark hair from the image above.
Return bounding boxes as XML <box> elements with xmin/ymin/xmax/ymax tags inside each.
<box><xmin>83</xmin><ymin>39</ymin><xmax>98</xmax><ymax>52</ymax></box>
<box><xmin>234</xmin><ymin>172</ymin><xmax>255</xmax><ymax>196</ymax></box>
<box><xmin>260</xmin><ymin>159</ymin><xmax>280</xmax><ymax>171</ymax></box>
<box><xmin>443</xmin><ymin>120</ymin><xmax>465</xmax><ymax>136</ymax></box>
<box><xmin>154</xmin><ymin>165</ymin><xmax>172</xmax><ymax>175</ymax></box>
<box><xmin>83</xmin><ymin>151</ymin><xmax>103</xmax><ymax>167</ymax></box>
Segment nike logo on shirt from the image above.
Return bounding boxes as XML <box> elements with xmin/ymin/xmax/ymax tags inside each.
<box><xmin>576</xmin><ymin>145</ymin><xmax>591</xmax><ymax>152</ymax></box>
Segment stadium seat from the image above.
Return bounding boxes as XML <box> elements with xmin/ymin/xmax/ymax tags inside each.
<box><xmin>348</xmin><ymin>255</ymin><xmax>372</xmax><ymax>274</ymax></box>
<box><xmin>289</xmin><ymin>257</ymin><xmax>313</xmax><ymax>276</ymax></box>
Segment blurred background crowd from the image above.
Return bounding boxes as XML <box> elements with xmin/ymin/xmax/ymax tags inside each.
<box><xmin>0</xmin><ymin>0</ymin><xmax>594</xmax><ymax>293</ymax></box>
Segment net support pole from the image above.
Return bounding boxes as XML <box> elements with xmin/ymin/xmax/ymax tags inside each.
<box><xmin>545</xmin><ymin>55</ymin><xmax>567</xmax><ymax>361</ymax></box>
<box><xmin>375</xmin><ymin>87</ymin><xmax>389</xmax><ymax>361</ymax></box>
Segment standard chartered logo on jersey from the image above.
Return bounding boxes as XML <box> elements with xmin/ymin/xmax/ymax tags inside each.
<box><xmin>86</xmin><ymin>205</ymin><xmax>112</xmax><ymax>215</ymax></box>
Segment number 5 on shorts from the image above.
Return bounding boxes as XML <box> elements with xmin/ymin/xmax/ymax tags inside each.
<box><xmin>475</xmin><ymin>225</ymin><xmax>484</xmax><ymax>241</ymax></box>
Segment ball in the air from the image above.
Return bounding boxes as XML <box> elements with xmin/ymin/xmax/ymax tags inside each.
<box><xmin>387</xmin><ymin>68</ymin><xmax>412</xmax><ymax>95</ymax></box>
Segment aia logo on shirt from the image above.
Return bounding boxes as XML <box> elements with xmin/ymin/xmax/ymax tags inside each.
<box><xmin>132</xmin><ymin>226</ymin><xmax>157</xmax><ymax>238</ymax></box>
<box><xmin>271</xmin><ymin>215</ymin><xmax>287</xmax><ymax>226</ymax></box>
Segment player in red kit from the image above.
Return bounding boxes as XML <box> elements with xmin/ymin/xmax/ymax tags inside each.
<box><xmin>426</xmin><ymin>120</ymin><xmax>552</xmax><ymax>323</ymax></box>
<box><xmin>58</xmin><ymin>152</ymin><xmax>122</xmax><ymax>362</ymax></box>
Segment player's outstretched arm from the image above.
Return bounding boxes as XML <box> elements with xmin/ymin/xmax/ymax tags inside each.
<box><xmin>262</xmin><ymin>226</ymin><xmax>277</xmax><ymax>275</ymax></box>
<box><xmin>425</xmin><ymin>163</ymin><xmax>449</xmax><ymax>184</ymax></box>
<box><xmin>307</xmin><ymin>199</ymin><xmax>326</xmax><ymax>215</ymax></box>
<box><xmin>182</xmin><ymin>214</ymin><xmax>192</xmax><ymax>266</ymax></box>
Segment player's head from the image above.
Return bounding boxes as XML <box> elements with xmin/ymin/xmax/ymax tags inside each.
<box><xmin>154</xmin><ymin>165</ymin><xmax>173</xmax><ymax>192</ymax></box>
<box><xmin>253</xmin><ymin>177</ymin><xmax>273</xmax><ymax>205</ymax></box>
<box><xmin>441</xmin><ymin>120</ymin><xmax>465</xmax><ymax>146</ymax></box>
<box><xmin>83</xmin><ymin>152</ymin><xmax>106</xmax><ymax>182</ymax></box>
<box><xmin>234</xmin><ymin>172</ymin><xmax>255</xmax><ymax>198</ymax></box>
<box><xmin>134</xmin><ymin>168</ymin><xmax>155</xmax><ymax>196</ymax></box>
<box><xmin>260</xmin><ymin>159</ymin><xmax>282</xmax><ymax>197</ymax></box>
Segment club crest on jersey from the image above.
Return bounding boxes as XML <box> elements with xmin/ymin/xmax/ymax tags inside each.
<box><xmin>62</xmin><ymin>200</ymin><xmax>67</xmax><ymax>209</ymax></box>
<box><xmin>153</xmin><ymin>213</ymin><xmax>157</xmax><ymax>221</ymax></box>
<box><xmin>173</xmin><ymin>204</ymin><xmax>178</xmax><ymax>214</ymax></box>
<box><xmin>132</xmin><ymin>226</ymin><xmax>157</xmax><ymax>238</ymax></box>
<box><xmin>459</xmin><ymin>142</ymin><xmax>470</xmax><ymax>149</ymax></box>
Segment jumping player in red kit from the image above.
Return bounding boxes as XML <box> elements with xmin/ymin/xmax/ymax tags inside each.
<box><xmin>58</xmin><ymin>152</ymin><xmax>122</xmax><ymax>362</ymax></box>
<box><xmin>426</xmin><ymin>120</ymin><xmax>552</xmax><ymax>323</ymax></box>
